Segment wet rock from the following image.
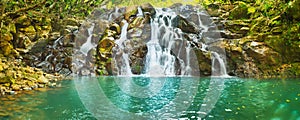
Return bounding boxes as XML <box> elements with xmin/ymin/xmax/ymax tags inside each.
<box><xmin>48</xmin><ymin>82</ymin><xmax>57</xmax><ymax>88</ymax></box>
<box><xmin>98</xmin><ymin>39</ymin><xmax>115</xmax><ymax>57</ymax></box>
<box><xmin>38</xmin><ymin>84</ymin><xmax>45</xmax><ymax>88</ymax></box>
<box><xmin>7</xmin><ymin>91</ymin><xmax>16</xmax><ymax>95</ymax></box>
<box><xmin>141</xmin><ymin>3</ymin><xmax>155</xmax><ymax>14</ymax></box>
<box><xmin>23</xmin><ymin>32</ymin><xmax>75</xmax><ymax>75</ymax></box>
<box><xmin>65</xmin><ymin>25</ymin><xmax>79</xmax><ymax>33</ymax></box>
<box><xmin>37</xmin><ymin>75</ymin><xmax>49</xmax><ymax>84</ymax></box>
<box><xmin>78</xmin><ymin>67</ymin><xmax>91</xmax><ymax>76</ymax></box>
<box><xmin>94</xmin><ymin>20</ymin><xmax>109</xmax><ymax>35</ymax></box>
<box><xmin>125</xmin><ymin>6</ymin><xmax>138</xmax><ymax>22</ymax></box>
<box><xmin>109</xmin><ymin>23</ymin><xmax>121</xmax><ymax>34</ymax></box>
<box><xmin>129</xmin><ymin>17</ymin><xmax>145</xmax><ymax>29</ymax></box>
<box><xmin>129</xmin><ymin>44</ymin><xmax>148</xmax><ymax>74</ymax></box>
<box><xmin>207</xmin><ymin>4</ymin><xmax>220</xmax><ymax>17</ymax></box>
<box><xmin>245</xmin><ymin>41</ymin><xmax>282</xmax><ymax>66</ymax></box>
<box><xmin>128</xmin><ymin>28</ymin><xmax>143</xmax><ymax>38</ymax></box>
<box><xmin>220</xmin><ymin>30</ymin><xmax>244</xmax><ymax>39</ymax></box>
<box><xmin>172</xmin><ymin>15</ymin><xmax>201</xmax><ymax>34</ymax></box>
<box><xmin>64</xmin><ymin>18</ymin><xmax>80</xmax><ymax>26</ymax></box>
<box><xmin>23</xmin><ymin>87</ymin><xmax>32</xmax><ymax>91</ymax></box>
<box><xmin>195</xmin><ymin>50</ymin><xmax>212</xmax><ymax>76</ymax></box>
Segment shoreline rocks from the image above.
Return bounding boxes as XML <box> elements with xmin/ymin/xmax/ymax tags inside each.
<box><xmin>0</xmin><ymin>57</ymin><xmax>64</xmax><ymax>96</ymax></box>
<box><xmin>0</xmin><ymin>1</ymin><xmax>299</xmax><ymax>94</ymax></box>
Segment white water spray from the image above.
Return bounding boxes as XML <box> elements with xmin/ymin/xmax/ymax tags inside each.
<box><xmin>113</xmin><ymin>20</ymin><xmax>133</xmax><ymax>76</ymax></box>
<box><xmin>80</xmin><ymin>24</ymin><xmax>96</xmax><ymax>56</ymax></box>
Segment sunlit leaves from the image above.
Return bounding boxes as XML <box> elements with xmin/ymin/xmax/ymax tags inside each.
<box><xmin>247</xmin><ymin>7</ymin><xmax>256</xmax><ymax>14</ymax></box>
<box><xmin>106</xmin><ymin>1</ymin><xmax>114</xmax><ymax>9</ymax></box>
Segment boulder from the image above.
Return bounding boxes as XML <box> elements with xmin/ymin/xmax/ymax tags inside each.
<box><xmin>11</xmin><ymin>84</ymin><xmax>21</xmax><ymax>91</ymax></box>
<box><xmin>141</xmin><ymin>3</ymin><xmax>156</xmax><ymax>16</ymax></box>
<box><xmin>229</xmin><ymin>2</ymin><xmax>250</xmax><ymax>19</ymax></box>
<box><xmin>124</xmin><ymin>6</ymin><xmax>138</xmax><ymax>22</ymax></box>
<box><xmin>37</xmin><ymin>75</ymin><xmax>49</xmax><ymax>84</ymax></box>
<box><xmin>172</xmin><ymin>15</ymin><xmax>201</xmax><ymax>34</ymax></box>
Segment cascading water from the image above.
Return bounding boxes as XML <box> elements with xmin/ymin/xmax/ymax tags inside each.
<box><xmin>211</xmin><ymin>52</ymin><xmax>227</xmax><ymax>76</ymax></box>
<box><xmin>74</xmin><ymin>4</ymin><xmax>230</xmax><ymax>120</ymax></box>
<box><xmin>72</xmin><ymin>23</ymin><xmax>98</xmax><ymax>76</ymax></box>
<box><xmin>144</xmin><ymin>8</ymin><xmax>187</xmax><ymax>76</ymax></box>
<box><xmin>113</xmin><ymin>20</ymin><xmax>133</xmax><ymax>76</ymax></box>
<box><xmin>72</xmin><ymin>5</ymin><xmax>228</xmax><ymax>77</ymax></box>
<box><xmin>139</xmin><ymin>7</ymin><xmax>227</xmax><ymax>77</ymax></box>
<box><xmin>80</xmin><ymin>24</ymin><xmax>96</xmax><ymax>56</ymax></box>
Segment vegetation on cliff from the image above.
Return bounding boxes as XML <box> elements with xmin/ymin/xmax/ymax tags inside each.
<box><xmin>0</xmin><ymin>0</ymin><xmax>106</xmax><ymax>95</ymax></box>
<box><xmin>0</xmin><ymin>0</ymin><xmax>299</xmax><ymax>94</ymax></box>
<box><xmin>204</xmin><ymin>0</ymin><xmax>300</xmax><ymax>77</ymax></box>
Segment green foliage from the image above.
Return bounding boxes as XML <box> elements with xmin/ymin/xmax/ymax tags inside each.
<box><xmin>112</xmin><ymin>0</ymin><xmax>201</xmax><ymax>7</ymax></box>
<box><xmin>43</xmin><ymin>0</ymin><xmax>105</xmax><ymax>17</ymax></box>
<box><xmin>0</xmin><ymin>0</ymin><xmax>108</xmax><ymax>57</ymax></box>
<box><xmin>247</xmin><ymin>7</ymin><xmax>256</xmax><ymax>14</ymax></box>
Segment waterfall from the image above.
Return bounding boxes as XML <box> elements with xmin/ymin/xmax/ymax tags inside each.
<box><xmin>113</xmin><ymin>20</ymin><xmax>133</xmax><ymax>76</ymax></box>
<box><xmin>80</xmin><ymin>24</ymin><xmax>96</xmax><ymax>56</ymax></box>
<box><xmin>144</xmin><ymin>8</ymin><xmax>183</xmax><ymax>76</ymax></box>
<box><xmin>72</xmin><ymin>5</ymin><xmax>229</xmax><ymax>77</ymax></box>
<box><xmin>72</xmin><ymin>23</ymin><xmax>97</xmax><ymax>76</ymax></box>
<box><xmin>110</xmin><ymin>7</ymin><xmax>228</xmax><ymax>77</ymax></box>
<box><xmin>137</xmin><ymin>7</ymin><xmax>144</xmax><ymax>17</ymax></box>
<box><xmin>211</xmin><ymin>52</ymin><xmax>228</xmax><ymax>77</ymax></box>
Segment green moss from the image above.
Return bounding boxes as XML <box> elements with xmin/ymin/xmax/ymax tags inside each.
<box><xmin>229</xmin><ymin>2</ymin><xmax>250</xmax><ymax>20</ymax></box>
<box><xmin>290</xmin><ymin>63</ymin><xmax>300</xmax><ymax>76</ymax></box>
<box><xmin>0</xmin><ymin>76</ymin><xmax>14</xmax><ymax>84</ymax></box>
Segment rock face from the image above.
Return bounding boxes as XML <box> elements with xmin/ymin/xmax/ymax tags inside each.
<box><xmin>0</xmin><ymin>8</ymin><xmax>68</xmax><ymax>95</ymax></box>
<box><xmin>207</xmin><ymin>1</ymin><xmax>300</xmax><ymax>78</ymax></box>
<box><xmin>1</xmin><ymin>2</ymin><xmax>299</xmax><ymax>79</ymax></box>
<box><xmin>0</xmin><ymin>57</ymin><xmax>63</xmax><ymax>96</ymax></box>
<box><xmin>94</xmin><ymin>3</ymin><xmax>224</xmax><ymax>76</ymax></box>
<box><xmin>94</xmin><ymin>2</ymin><xmax>300</xmax><ymax>78</ymax></box>
<box><xmin>96</xmin><ymin>9</ymin><xmax>151</xmax><ymax>75</ymax></box>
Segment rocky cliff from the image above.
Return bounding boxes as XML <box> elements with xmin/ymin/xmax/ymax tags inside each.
<box><xmin>0</xmin><ymin>1</ymin><xmax>299</xmax><ymax>95</ymax></box>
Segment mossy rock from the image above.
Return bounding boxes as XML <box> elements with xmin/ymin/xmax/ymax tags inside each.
<box><xmin>2</xmin><ymin>33</ymin><xmax>13</xmax><ymax>42</ymax></box>
<box><xmin>15</xmin><ymin>15</ymin><xmax>31</xmax><ymax>27</ymax></box>
<box><xmin>229</xmin><ymin>2</ymin><xmax>250</xmax><ymax>20</ymax></box>
<box><xmin>98</xmin><ymin>39</ymin><xmax>115</xmax><ymax>56</ymax></box>
<box><xmin>125</xmin><ymin>6</ymin><xmax>138</xmax><ymax>21</ymax></box>
<box><xmin>206</xmin><ymin>4</ymin><xmax>220</xmax><ymax>17</ymax></box>
<box><xmin>129</xmin><ymin>17</ymin><xmax>144</xmax><ymax>29</ymax></box>
<box><xmin>172</xmin><ymin>15</ymin><xmax>200</xmax><ymax>34</ymax></box>
<box><xmin>1</xmin><ymin>44</ymin><xmax>13</xmax><ymax>56</ymax></box>
<box><xmin>141</xmin><ymin>3</ymin><xmax>156</xmax><ymax>16</ymax></box>
<box><xmin>0</xmin><ymin>76</ymin><xmax>15</xmax><ymax>84</ymax></box>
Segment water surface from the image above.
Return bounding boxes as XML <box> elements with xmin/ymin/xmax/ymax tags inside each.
<box><xmin>0</xmin><ymin>77</ymin><xmax>299</xmax><ymax>120</ymax></box>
